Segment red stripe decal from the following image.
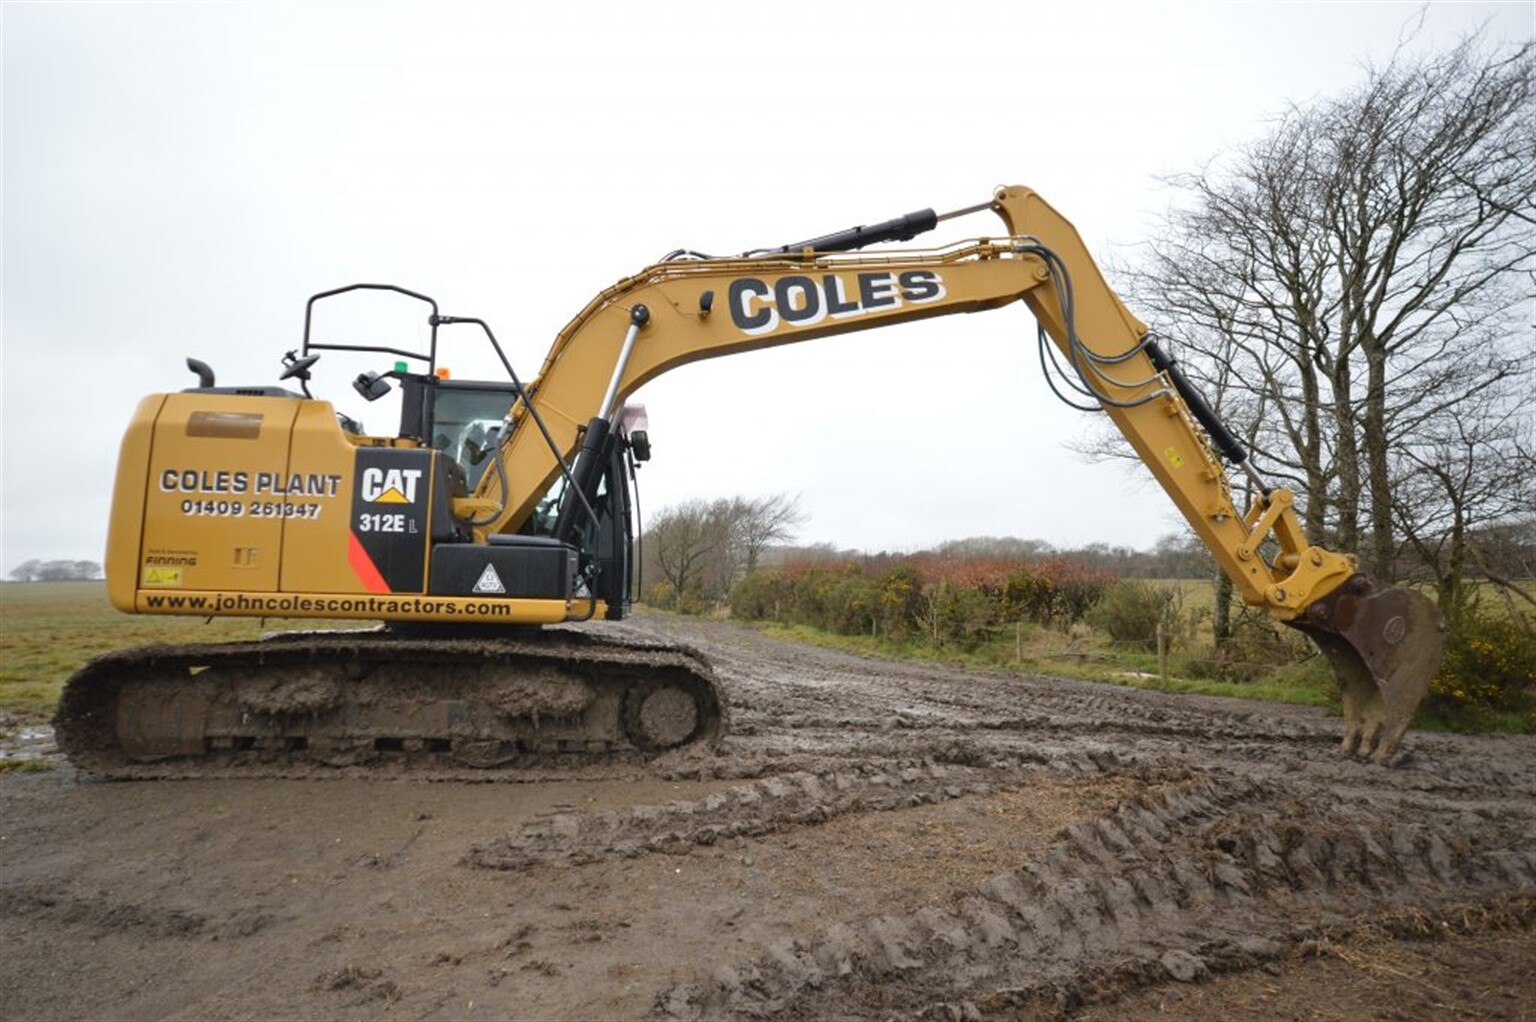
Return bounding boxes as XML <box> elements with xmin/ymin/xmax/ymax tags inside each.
<box><xmin>348</xmin><ymin>532</ymin><xmax>391</xmax><ymax>593</ymax></box>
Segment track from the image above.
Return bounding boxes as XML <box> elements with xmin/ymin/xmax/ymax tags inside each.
<box><xmin>52</xmin><ymin>628</ymin><xmax>726</xmax><ymax>778</ymax></box>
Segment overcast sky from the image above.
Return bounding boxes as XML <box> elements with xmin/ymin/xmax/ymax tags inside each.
<box><xmin>3</xmin><ymin>1</ymin><xmax>1530</xmax><ymax>571</ymax></box>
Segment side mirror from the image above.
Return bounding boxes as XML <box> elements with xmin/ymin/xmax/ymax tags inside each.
<box><xmin>353</xmin><ymin>371</ymin><xmax>392</xmax><ymax>402</ymax></box>
<box><xmin>629</xmin><ymin>429</ymin><xmax>651</xmax><ymax>462</ymax></box>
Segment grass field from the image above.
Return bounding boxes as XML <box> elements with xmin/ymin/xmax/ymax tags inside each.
<box><xmin>0</xmin><ymin>581</ymin><xmax>366</xmax><ymax>721</ymax></box>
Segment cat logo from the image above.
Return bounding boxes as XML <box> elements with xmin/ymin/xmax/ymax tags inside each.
<box><xmin>361</xmin><ymin>467</ymin><xmax>423</xmax><ymax>504</ymax></box>
<box><xmin>472</xmin><ymin>563</ymin><xmax>506</xmax><ymax>594</ymax></box>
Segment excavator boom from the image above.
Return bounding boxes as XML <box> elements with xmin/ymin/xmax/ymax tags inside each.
<box><xmin>464</xmin><ymin>185</ymin><xmax>1441</xmax><ymax>761</ymax></box>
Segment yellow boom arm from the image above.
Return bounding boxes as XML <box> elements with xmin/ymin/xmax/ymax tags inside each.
<box><xmin>476</xmin><ymin>185</ymin><xmax>1441</xmax><ymax>763</ymax></box>
<box><xmin>482</xmin><ymin>186</ymin><xmax>1346</xmax><ymax>615</ymax></box>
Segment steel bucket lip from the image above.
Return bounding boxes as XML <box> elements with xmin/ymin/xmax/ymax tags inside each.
<box><xmin>1290</xmin><ymin>574</ymin><xmax>1445</xmax><ymax>765</ymax></box>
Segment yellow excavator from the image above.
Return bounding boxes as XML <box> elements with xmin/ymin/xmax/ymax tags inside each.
<box><xmin>56</xmin><ymin>185</ymin><xmax>1443</xmax><ymax>774</ymax></box>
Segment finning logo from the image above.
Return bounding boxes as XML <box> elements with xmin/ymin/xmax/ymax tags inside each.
<box><xmin>472</xmin><ymin>563</ymin><xmax>506</xmax><ymax>594</ymax></box>
<box><xmin>361</xmin><ymin>467</ymin><xmax>424</xmax><ymax>504</ymax></box>
<box><xmin>728</xmin><ymin>270</ymin><xmax>946</xmax><ymax>337</ymax></box>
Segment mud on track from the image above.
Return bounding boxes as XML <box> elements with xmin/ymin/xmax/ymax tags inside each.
<box><xmin>3</xmin><ymin>613</ymin><xmax>1533</xmax><ymax>1020</ymax></box>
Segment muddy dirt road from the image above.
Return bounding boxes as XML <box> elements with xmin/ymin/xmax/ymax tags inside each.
<box><xmin>3</xmin><ymin>615</ymin><xmax>1533</xmax><ymax>1020</ymax></box>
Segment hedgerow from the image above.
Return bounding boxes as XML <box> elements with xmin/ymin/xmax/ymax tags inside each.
<box><xmin>727</xmin><ymin>553</ymin><xmax>1113</xmax><ymax>646</ymax></box>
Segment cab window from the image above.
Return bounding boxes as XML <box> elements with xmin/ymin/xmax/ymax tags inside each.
<box><xmin>428</xmin><ymin>385</ymin><xmax>518</xmax><ymax>489</ymax></box>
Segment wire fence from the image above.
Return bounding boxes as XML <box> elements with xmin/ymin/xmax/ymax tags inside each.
<box><xmin>1001</xmin><ymin>620</ymin><xmax>1321</xmax><ymax>684</ymax></box>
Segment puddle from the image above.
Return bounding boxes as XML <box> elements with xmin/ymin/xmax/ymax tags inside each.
<box><xmin>0</xmin><ymin>724</ymin><xmax>58</xmax><ymax>762</ymax></box>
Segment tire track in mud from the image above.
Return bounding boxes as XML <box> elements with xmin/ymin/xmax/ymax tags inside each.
<box><xmin>597</xmin><ymin>617</ymin><xmax>1536</xmax><ymax>1017</ymax></box>
<box><xmin>620</xmin><ymin>619</ymin><xmax>1335</xmax><ymax>754</ymax></box>
<box><xmin>650</xmin><ymin>614</ymin><xmax>1536</xmax><ymax>838</ymax></box>
<box><xmin>469</xmin><ymin>757</ymin><xmax>1164</xmax><ymax>872</ymax></box>
<box><xmin>960</xmin><ymin>894</ymin><xmax>1536</xmax><ymax>1021</ymax></box>
<box><xmin>625</xmin><ymin>616</ymin><xmax>1536</xmax><ymax>792</ymax></box>
<box><xmin>648</xmin><ymin>772</ymin><xmax>1536</xmax><ymax>1020</ymax></box>
<box><xmin>0</xmin><ymin>883</ymin><xmax>274</xmax><ymax>941</ymax></box>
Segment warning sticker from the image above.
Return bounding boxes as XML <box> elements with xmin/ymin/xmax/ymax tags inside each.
<box><xmin>142</xmin><ymin>566</ymin><xmax>184</xmax><ymax>588</ymax></box>
<box><xmin>472</xmin><ymin>563</ymin><xmax>506</xmax><ymax>595</ymax></box>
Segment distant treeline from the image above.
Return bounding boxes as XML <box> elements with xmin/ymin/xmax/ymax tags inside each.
<box><xmin>763</xmin><ymin>521</ymin><xmax>1536</xmax><ymax>587</ymax></box>
<box><xmin>761</xmin><ymin>533</ymin><xmax>1218</xmax><ymax>581</ymax></box>
<box><xmin>7</xmin><ymin>559</ymin><xmax>103</xmax><ymax>582</ymax></box>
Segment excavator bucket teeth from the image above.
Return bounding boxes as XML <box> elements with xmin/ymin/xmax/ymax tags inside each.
<box><xmin>1291</xmin><ymin>575</ymin><xmax>1444</xmax><ymax>765</ymax></box>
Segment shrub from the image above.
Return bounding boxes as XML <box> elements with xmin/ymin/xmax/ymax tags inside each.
<box><xmin>918</xmin><ymin>581</ymin><xmax>1000</xmax><ymax>649</ymax></box>
<box><xmin>997</xmin><ymin>559</ymin><xmax>1113</xmax><ymax>628</ymax></box>
<box><xmin>1000</xmin><ymin>567</ymin><xmax>1052</xmax><ymax>624</ymax></box>
<box><xmin>1086</xmin><ymin>580</ymin><xmax>1182</xmax><ymax>651</ymax></box>
<box><xmin>1426</xmin><ymin>608</ymin><xmax>1536</xmax><ymax>731</ymax></box>
<box><xmin>1180</xmin><ymin>610</ymin><xmax>1310</xmax><ymax>682</ymax></box>
<box><xmin>675</xmin><ymin>586</ymin><xmax>709</xmax><ymax>615</ymax></box>
<box><xmin>873</xmin><ymin>564</ymin><xmax>923</xmax><ymax>639</ymax></box>
<box><xmin>729</xmin><ymin>569</ymin><xmax>791</xmax><ymax>622</ymax></box>
<box><xmin>789</xmin><ymin>565</ymin><xmax>842</xmax><ymax>630</ymax></box>
<box><xmin>823</xmin><ymin>574</ymin><xmax>876</xmax><ymax>635</ymax></box>
<box><xmin>731</xmin><ymin>563</ymin><xmax>879</xmax><ymax>635</ymax></box>
<box><xmin>1055</xmin><ymin>574</ymin><xmax>1113</xmax><ymax>628</ymax></box>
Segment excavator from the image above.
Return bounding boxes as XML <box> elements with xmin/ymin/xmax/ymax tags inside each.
<box><xmin>56</xmin><ymin>185</ymin><xmax>1444</xmax><ymax>775</ymax></box>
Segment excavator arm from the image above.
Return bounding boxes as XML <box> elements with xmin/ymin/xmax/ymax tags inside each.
<box><xmin>478</xmin><ymin>185</ymin><xmax>1442</xmax><ymax>764</ymax></box>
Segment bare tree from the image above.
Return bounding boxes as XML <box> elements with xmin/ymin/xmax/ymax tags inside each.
<box><xmin>644</xmin><ymin>499</ymin><xmax>729</xmax><ymax>607</ymax></box>
<box><xmin>1118</xmin><ymin>31</ymin><xmax>1535</xmax><ymax>598</ymax></box>
<box><xmin>1393</xmin><ymin>396</ymin><xmax>1536</xmax><ymax>622</ymax></box>
<box><xmin>642</xmin><ymin>493</ymin><xmax>804</xmax><ymax>608</ymax></box>
<box><xmin>729</xmin><ymin>494</ymin><xmax>806</xmax><ymax>575</ymax></box>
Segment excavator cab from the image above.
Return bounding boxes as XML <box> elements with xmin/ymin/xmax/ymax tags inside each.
<box><xmin>409</xmin><ymin>378</ymin><xmax>519</xmax><ymax>488</ymax></box>
<box><xmin>315</xmin><ymin>287</ymin><xmax>640</xmax><ymax>622</ymax></box>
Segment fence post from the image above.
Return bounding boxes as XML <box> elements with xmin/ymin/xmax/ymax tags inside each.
<box><xmin>1156</xmin><ymin>621</ymin><xmax>1169</xmax><ymax>683</ymax></box>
